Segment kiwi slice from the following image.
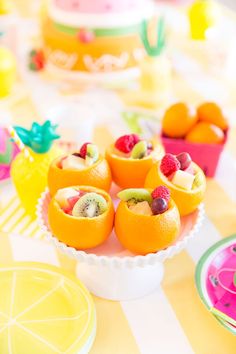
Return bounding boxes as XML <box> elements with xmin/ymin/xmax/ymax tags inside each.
<box><xmin>72</xmin><ymin>192</ymin><xmax>107</xmax><ymax>218</ymax></box>
<box><xmin>85</xmin><ymin>144</ymin><xmax>99</xmax><ymax>166</ymax></box>
<box><xmin>117</xmin><ymin>188</ymin><xmax>152</xmax><ymax>204</ymax></box>
<box><xmin>131</xmin><ymin>141</ymin><xmax>147</xmax><ymax>159</ymax></box>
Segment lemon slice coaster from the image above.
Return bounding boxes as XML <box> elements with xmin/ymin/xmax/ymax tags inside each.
<box><xmin>0</xmin><ymin>262</ymin><xmax>96</xmax><ymax>354</ymax></box>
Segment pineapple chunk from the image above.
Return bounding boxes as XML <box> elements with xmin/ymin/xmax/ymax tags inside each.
<box><xmin>55</xmin><ymin>188</ymin><xmax>79</xmax><ymax>208</ymax></box>
<box><xmin>62</xmin><ymin>155</ymin><xmax>85</xmax><ymax>170</ymax></box>
<box><xmin>129</xmin><ymin>201</ymin><xmax>153</xmax><ymax>216</ymax></box>
<box><xmin>171</xmin><ymin>170</ymin><xmax>195</xmax><ymax>190</ymax></box>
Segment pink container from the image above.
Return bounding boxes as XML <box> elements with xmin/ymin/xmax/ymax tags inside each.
<box><xmin>0</xmin><ymin>127</ymin><xmax>19</xmax><ymax>181</ymax></box>
<box><xmin>161</xmin><ymin>132</ymin><xmax>228</xmax><ymax>177</ymax></box>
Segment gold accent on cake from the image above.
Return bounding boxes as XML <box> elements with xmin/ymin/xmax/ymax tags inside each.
<box><xmin>45</xmin><ymin>47</ymin><xmax>78</xmax><ymax>70</ymax></box>
<box><xmin>83</xmin><ymin>52</ymin><xmax>129</xmax><ymax>72</ymax></box>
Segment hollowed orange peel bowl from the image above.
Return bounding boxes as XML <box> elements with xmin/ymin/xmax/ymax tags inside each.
<box><xmin>145</xmin><ymin>161</ymin><xmax>206</xmax><ymax>216</ymax></box>
<box><xmin>48</xmin><ymin>186</ymin><xmax>114</xmax><ymax>249</ymax></box>
<box><xmin>115</xmin><ymin>199</ymin><xmax>180</xmax><ymax>255</ymax></box>
<box><xmin>48</xmin><ymin>155</ymin><xmax>112</xmax><ymax>195</ymax></box>
<box><xmin>105</xmin><ymin>143</ymin><xmax>164</xmax><ymax>189</ymax></box>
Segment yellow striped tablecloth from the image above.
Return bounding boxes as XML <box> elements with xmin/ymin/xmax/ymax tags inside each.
<box><xmin>1</xmin><ymin>132</ymin><xmax>236</xmax><ymax>354</ymax></box>
<box><xmin>1</xmin><ymin>1</ymin><xmax>236</xmax><ymax>353</ymax></box>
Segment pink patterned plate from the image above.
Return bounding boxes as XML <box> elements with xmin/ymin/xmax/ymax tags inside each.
<box><xmin>0</xmin><ymin>128</ymin><xmax>19</xmax><ymax>181</ymax></box>
<box><xmin>195</xmin><ymin>235</ymin><xmax>236</xmax><ymax>334</ymax></box>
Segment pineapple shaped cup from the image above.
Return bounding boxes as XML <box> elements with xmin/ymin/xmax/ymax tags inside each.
<box><xmin>11</xmin><ymin>121</ymin><xmax>61</xmax><ymax>218</ymax></box>
<box><xmin>124</xmin><ymin>17</ymin><xmax>171</xmax><ymax>109</ymax></box>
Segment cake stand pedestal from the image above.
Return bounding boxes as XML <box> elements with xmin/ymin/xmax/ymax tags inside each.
<box><xmin>76</xmin><ymin>261</ymin><xmax>164</xmax><ymax>301</ymax></box>
<box><xmin>37</xmin><ymin>190</ymin><xmax>204</xmax><ymax>301</ymax></box>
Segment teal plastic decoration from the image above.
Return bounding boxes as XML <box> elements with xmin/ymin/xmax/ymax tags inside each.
<box><xmin>140</xmin><ymin>16</ymin><xmax>166</xmax><ymax>57</ymax></box>
<box><xmin>14</xmin><ymin>120</ymin><xmax>60</xmax><ymax>154</ymax></box>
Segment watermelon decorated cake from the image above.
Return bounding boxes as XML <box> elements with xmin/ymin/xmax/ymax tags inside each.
<box><xmin>41</xmin><ymin>0</ymin><xmax>154</xmax><ymax>80</ymax></box>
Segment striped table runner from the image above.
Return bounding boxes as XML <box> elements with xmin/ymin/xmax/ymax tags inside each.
<box><xmin>1</xmin><ymin>141</ymin><xmax>236</xmax><ymax>354</ymax></box>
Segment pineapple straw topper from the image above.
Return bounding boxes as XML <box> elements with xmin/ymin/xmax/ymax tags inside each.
<box><xmin>12</xmin><ymin>120</ymin><xmax>60</xmax><ymax>155</ymax></box>
<box><xmin>140</xmin><ymin>16</ymin><xmax>166</xmax><ymax>57</ymax></box>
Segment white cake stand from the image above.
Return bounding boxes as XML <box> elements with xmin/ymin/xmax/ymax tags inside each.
<box><xmin>37</xmin><ymin>189</ymin><xmax>204</xmax><ymax>301</ymax></box>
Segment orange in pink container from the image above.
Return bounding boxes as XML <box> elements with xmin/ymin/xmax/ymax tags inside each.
<box><xmin>161</xmin><ymin>102</ymin><xmax>229</xmax><ymax>177</ymax></box>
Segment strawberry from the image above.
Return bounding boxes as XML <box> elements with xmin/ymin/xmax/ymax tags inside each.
<box><xmin>79</xmin><ymin>142</ymin><xmax>91</xmax><ymax>159</ymax></box>
<box><xmin>67</xmin><ymin>191</ymin><xmax>86</xmax><ymax>210</ymax></box>
<box><xmin>77</xmin><ymin>29</ymin><xmax>95</xmax><ymax>43</ymax></box>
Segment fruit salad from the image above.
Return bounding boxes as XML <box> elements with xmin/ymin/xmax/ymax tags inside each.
<box><xmin>145</xmin><ymin>152</ymin><xmax>206</xmax><ymax>216</ymax></box>
<box><xmin>49</xmin><ymin>186</ymin><xmax>114</xmax><ymax>249</ymax></box>
<box><xmin>118</xmin><ymin>186</ymin><xmax>171</xmax><ymax>217</ymax></box>
<box><xmin>115</xmin><ymin>186</ymin><xmax>180</xmax><ymax>254</ymax></box>
<box><xmin>160</xmin><ymin>152</ymin><xmax>203</xmax><ymax>191</ymax></box>
<box><xmin>113</xmin><ymin>134</ymin><xmax>160</xmax><ymax>160</ymax></box>
<box><xmin>106</xmin><ymin>134</ymin><xmax>164</xmax><ymax>188</ymax></box>
<box><xmin>60</xmin><ymin>142</ymin><xmax>99</xmax><ymax>170</ymax></box>
<box><xmin>55</xmin><ymin>187</ymin><xmax>108</xmax><ymax>218</ymax></box>
<box><xmin>48</xmin><ymin>142</ymin><xmax>112</xmax><ymax>195</ymax></box>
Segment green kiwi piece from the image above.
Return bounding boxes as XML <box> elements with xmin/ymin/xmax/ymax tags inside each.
<box><xmin>117</xmin><ymin>188</ymin><xmax>152</xmax><ymax>204</ymax></box>
<box><xmin>131</xmin><ymin>141</ymin><xmax>147</xmax><ymax>159</ymax></box>
<box><xmin>85</xmin><ymin>144</ymin><xmax>99</xmax><ymax>166</ymax></box>
<box><xmin>72</xmin><ymin>192</ymin><xmax>107</xmax><ymax>218</ymax></box>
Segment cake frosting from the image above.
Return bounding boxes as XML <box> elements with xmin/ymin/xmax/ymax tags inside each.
<box><xmin>53</xmin><ymin>0</ymin><xmax>146</xmax><ymax>14</ymax></box>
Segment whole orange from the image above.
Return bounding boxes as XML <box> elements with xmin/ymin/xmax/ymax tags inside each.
<box><xmin>145</xmin><ymin>161</ymin><xmax>206</xmax><ymax>216</ymax></box>
<box><xmin>197</xmin><ymin>102</ymin><xmax>228</xmax><ymax>131</ymax></box>
<box><xmin>115</xmin><ymin>198</ymin><xmax>180</xmax><ymax>255</ymax></box>
<box><xmin>162</xmin><ymin>103</ymin><xmax>198</xmax><ymax>138</ymax></box>
<box><xmin>48</xmin><ymin>186</ymin><xmax>114</xmax><ymax>249</ymax></box>
<box><xmin>105</xmin><ymin>142</ymin><xmax>164</xmax><ymax>188</ymax></box>
<box><xmin>185</xmin><ymin>122</ymin><xmax>224</xmax><ymax>144</ymax></box>
<box><xmin>48</xmin><ymin>155</ymin><xmax>112</xmax><ymax>195</ymax></box>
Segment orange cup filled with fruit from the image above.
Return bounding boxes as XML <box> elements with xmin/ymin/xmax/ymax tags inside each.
<box><xmin>145</xmin><ymin>152</ymin><xmax>206</xmax><ymax>216</ymax></box>
<box><xmin>161</xmin><ymin>102</ymin><xmax>228</xmax><ymax>177</ymax></box>
<box><xmin>106</xmin><ymin>134</ymin><xmax>164</xmax><ymax>188</ymax></box>
<box><xmin>48</xmin><ymin>186</ymin><xmax>114</xmax><ymax>249</ymax></box>
<box><xmin>115</xmin><ymin>186</ymin><xmax>180</xmax><ymax>255</ymax></box>
<box><xmin>48</xmin><ymin>142</ymin><xmax>112</xmax><ymax>195</ymax></box>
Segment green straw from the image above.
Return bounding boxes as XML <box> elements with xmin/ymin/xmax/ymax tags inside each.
<box><xmin>140</xmin><ymin>16</ymin><xmax>166</xmax><ymax>57</ymax></box>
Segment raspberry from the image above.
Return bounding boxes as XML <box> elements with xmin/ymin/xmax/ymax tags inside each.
<box><xmin>131</xmin><ymin>134</ymin><xmax>140</xmax><ymax>145</ymax></box>
<box><xmin>79</xmin><ymin>142</ymin><xmax>91</xmax><ymax>159</ymax></box>
<box><xmin>115</xmin><ymin>134</ymin><xmax>140</xmax><ymax>153</ymax></box>
<box><xmin>151</xmin><ymin>186</ymin><xmax>170</xmax><ymax>203</ymax></box>
<box><xmin>160</xmin><ymin>153</ymin><xmax>181</xmax><ymax>177</ymax></box>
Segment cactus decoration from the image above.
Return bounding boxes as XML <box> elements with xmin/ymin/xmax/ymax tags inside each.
<box><xmin>140</xmin><ymin>16</ymin><xmax>166</xmax><ymax>57</ymax></box>
<box><xmin>14</xmin><ymin>120</ymin><xmax>60</xmax><ymax>154</ymax></box>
